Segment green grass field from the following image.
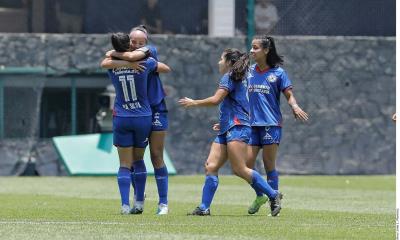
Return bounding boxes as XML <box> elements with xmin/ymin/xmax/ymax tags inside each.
<box><xmin>0</xmin><ymin>175</ymin><xmax>395</xmax><ymax>240</ymax></box>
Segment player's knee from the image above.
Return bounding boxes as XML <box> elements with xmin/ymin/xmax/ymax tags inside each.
<box><xmin>205</xmin><ymin>162</ymin><xmax>218</xmax><ymax>174</ymax></box>
<box><xmin>150</xmin><ymin>150</ymin><xmax>164</xmax><ymax>168</ymax></box>
<box><xmin>119</xmin><ymin>160</ymin><xmax>132</xmax><ymax>169</ymax></box>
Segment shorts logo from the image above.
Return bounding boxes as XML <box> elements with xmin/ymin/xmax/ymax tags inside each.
<box><xmin>226</xmin><ymin>131</ymin><xmax>231</xmax><ymax>138</ymax></box>
<box><xmin>263</xmin><ymin>127</ymin><xmax>272</xmax><ymax>140</ymax></box>
<box><xmin>153</xmin><ymin>112</ymin><xmax>163</xmax><ymax>126</ymax></box>
<box><xmin>267</xmin><ymin>74</ymin><xmax>277</xmax><ymax>83</ymax></box>
<box><xmin>153</xmin><ymin>119</ymin><xmax>163</xmax><ymax>127</ymax></box>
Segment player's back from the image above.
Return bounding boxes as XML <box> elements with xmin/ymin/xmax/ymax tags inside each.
<box><xmin>108</xmin><ymin>57</ymin><xmax>158</xmax><ymax>117</ymax></box>
<box><xmin>218</xmin><ymin>73</ymin><xmax>250</xmax><ymax>134</ymax></box>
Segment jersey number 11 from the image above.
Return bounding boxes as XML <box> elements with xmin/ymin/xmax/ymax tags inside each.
<box><xmin>119</xmin><ymin>75</ymin><xmax>137</xmax><ymax>102</ymax></box>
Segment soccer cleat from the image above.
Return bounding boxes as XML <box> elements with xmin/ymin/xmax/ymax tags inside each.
<box><xmin>269</xmin><ymin>192</ymin><xmax>283</xmax><ymax>217</ymax></box>
<box><xmin>156</xmin><ymin>203</ymin><xmax>169</xmax><ymax>215</ymax></box>
<box><xmin>120</xmin><ymin>204</ymin><xmax>131</xmax><ymax>215</ymax></box>
<box><xmin>248</xmin><ymin>195</ymin><xmax>269</xmax><ymax>214</ymax></box>
<box><xmin>187</xmin><ymin>207</ymin><xmax>210</xmax><ymax>216</ymax></box>
<box><xmin>130</xmin><ymin>205</ymin><xmax>144</xmax><ymax>215</ymax></box>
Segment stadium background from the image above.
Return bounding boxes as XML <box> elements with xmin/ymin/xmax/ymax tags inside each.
<box><xmin>0</xmin><ymin>0</ymin><xmax>395</xmax><ymax>175</ymax></box>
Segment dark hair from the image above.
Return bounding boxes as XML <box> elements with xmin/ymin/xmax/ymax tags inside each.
<box><xmin>111</xmin><ymin>32</ymin><xmax>130</xmax><ymax>52</ymax></box>
<box><xmin>223</xmin><ymin>48</ymin><xmax>250</xmax><ymax>82</ymax></box>
<box><xmin>253</xmin><ymin>35</ymin><xmax>283</xmax><ymax>68</ymax></box>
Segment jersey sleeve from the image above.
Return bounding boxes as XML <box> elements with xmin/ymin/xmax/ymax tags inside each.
<box><xmin>148</xmin><ymin>45</ymin><xmax>158</xmax><ymax>61</ymax></box>
<box><xmin>279</xmin><ymin>70</ymin><xmax>293</xmax><ymax>92</ymax></box>
<box><xmin>219</xmin><ymin>74</ymin><xmax>234</xmax><ymax>92</ymax></box>
<box><xmin>146</xmin><ymin>57</ymin><xmax>158</xmax><ymax>72</ymax></box>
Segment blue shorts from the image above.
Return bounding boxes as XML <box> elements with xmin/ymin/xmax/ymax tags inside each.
<box><xmin>113</xmin><ymin>116</ymin><xmax>152</xmax><ymax>148</ymax></box>
<box><xmin>214</xmin><ymin>125</ymin><xmax>251</xmax><ymax>145</ymax></box>
<box><xmin>151</xmin><ymin>100</ymin><xmax>168</xmax><ymax>131</ymax></box>
<box><xmin>249</xmin><ymin>126</ymin><xmax>282</xmax><ymax>146</ymax></box>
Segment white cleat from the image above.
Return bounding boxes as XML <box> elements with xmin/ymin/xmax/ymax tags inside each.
<box><xmin>120</xmin><ymin>204</ymin><xmax>131</xmax><ymax>215</ymax></box>
<box><xmin>156</xmin><ymin>203</ymin><xmax>169</xmax><ymax>215</ymax></box>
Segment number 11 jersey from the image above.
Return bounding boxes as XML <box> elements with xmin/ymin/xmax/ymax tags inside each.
<box><xmin>107</xmin><ymin>57</ymin><xmax>157</xmax><ymax>117</ymax></box>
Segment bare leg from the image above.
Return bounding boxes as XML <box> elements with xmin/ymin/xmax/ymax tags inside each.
<box><xmin>227</xmin><ymin>141</ymin><xmax>253</xmax><ymax>183</ymax></box>
<box><xmin>261</xmin><ymin>144</ymin><xmax>279</xmax><ymax>172</ymax></box>
<box><xmin>149</xmin><ymin>131</ymin><xmax>166</xmax><ymax>168</ymax></box>
<box><xmin>117</xmin><ymin>146</ymin><xmax>134</xmax><ymax>169</ymax></box>
<box><xmin>205</xmin><ymin>142</ymin><xmax>228</xmax><ymax>175</ymax></box>
<box><xmin>246</xmin><ymin>145</ymin><xmax>261</xmax><ymax>170</ymax></box>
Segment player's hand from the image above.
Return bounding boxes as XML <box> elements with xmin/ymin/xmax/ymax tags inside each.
<box><xmin>212</xmin><ymin>123</ymin><xmax>220</xmax><ymax>131</ymax></box>
<box><xmin>291</xmin><ymin>105</ymin><xmax>309</xmax><ymax>122</ymax></box>
<box><xmin>105</xmin><ymin>50</ymin><xmax>115</xmax><ymax>57</ymax></box>
<box><xmin>392</xmin><ymin>113</ymin><xmax>396</xmax><ymax>122</ymax></box>
<box><xmin>130</xmin><ymin>61</ymin><xmax>146</xmax><ymax>72</ymax></box>
<box><xmin>178</xmin><ymin>97</ymin><xmax>196</xmax><ymax>108</ymax></box>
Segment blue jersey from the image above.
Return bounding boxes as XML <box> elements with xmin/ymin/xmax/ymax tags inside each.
<box><xmin>108</xmin><ymin>57</ymin><xmax>157</xmax><ymax>117</ymax></box>
<box><xmin>147</xmin><ymin>45</ymin><xmax>166</xmax><ymax>107</ymax></box>
<box><xmin>247</xmin><ymin>65</ymin><xmax>292</xmax><ymax>126</ymax></box>
<box><xmin>218</xmin><ymin>73</ymin><xmax>250</xmax><ymax>135</ymax></box>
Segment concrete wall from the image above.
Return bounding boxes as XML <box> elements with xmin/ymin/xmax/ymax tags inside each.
<box><xmin>0</xmin><ymin>34</ymin><xmax>395</xmax><ymax>175</ymax></box>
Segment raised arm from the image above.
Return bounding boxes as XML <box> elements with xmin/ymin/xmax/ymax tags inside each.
<box><xmin>283</xmin><ymin>88</ymin><xmax>309</xmax><ymax>121</ymax></box>
<box><xmin>178</xmin><ymin>89</ymin><xmax>228</xmax><ymax>108</ymax></box>
<box><xmin>157</xmin><ymin>62</ymin><xmax>171</xmax><ymax>73</ymax></box>
<box><xmin>106</xmin><ymin>47</ymin><xmax>150</xmax><ymax>62</ymax></box>
<box><xmin>100</xmin><ymin>57</ymin><xmax>145</xmax><ymax>71</ymax></box>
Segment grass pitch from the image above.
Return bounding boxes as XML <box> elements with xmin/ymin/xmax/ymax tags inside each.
<box><xmin>0</xmin><ymin>175</ymin><xmax>395</xmax><ymax>240</ymax></box>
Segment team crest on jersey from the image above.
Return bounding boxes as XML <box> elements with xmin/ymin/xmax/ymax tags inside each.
<box><xmin>267</xmin><ymin>74</ymin><xmax>277</xmax><ymax>83</ymax></box>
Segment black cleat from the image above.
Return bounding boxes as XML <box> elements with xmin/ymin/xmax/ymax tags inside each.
<box><xmin>270</xmin><ymin>192</ymin><xmax>283</xmax><ymax>217</ymax></box>
<box><xmin>129</xmin><ymin>206</ymin><xmax>143</xmax><ymax>215</ymax></box>
<box><xmin>187</xmin><ymin>207</ymin><xmax>210</xmax><ymax>216</ymax></box>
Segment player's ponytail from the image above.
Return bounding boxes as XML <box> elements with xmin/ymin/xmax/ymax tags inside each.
<box><xmin>231</xmin><ymin>52</ymin><xmax>250</xmax><ymax>82</ymax></box>
<box><xmin>223</xmin><ymin>48</ymin><xmax>249</xmax><ymax>82</ymax></box>
<box><xmin>253</xmin><ymin>35</ymin><xmax>284</xmax><ymax>68</ymax></box>
<box><xmin>111</xmin><ymin>32</ymin><xmax>130</xmax><ymax>52</ymax></box>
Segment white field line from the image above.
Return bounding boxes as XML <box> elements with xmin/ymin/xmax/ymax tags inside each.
<box><xmin>0</xmin><ymin>220</ymin><xmax>389</xmax><ymax>228</ymax></box>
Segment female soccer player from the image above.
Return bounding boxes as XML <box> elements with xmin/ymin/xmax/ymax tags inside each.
<box><xmin>100</xmin><ymin>32</ymin><xmax>170</xmax><ymax>215</ymax></box>
<box><xmin>179</xmin><ymin>49</ymin><xmax>282</xmax><ymax>216</ymax></box>
<box><xmin>107</xmin><ymin>26</ymin><xmax>170</xmax><ymax>215</ymax></box>
<box><xmin>245</xmin><ymin>35</ymin><xmax>308</xmax><ymax>215</ymax></box>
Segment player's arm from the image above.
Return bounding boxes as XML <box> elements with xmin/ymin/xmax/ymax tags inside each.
<box><xmin>283</xmin><ymin>88</ymin><xmax>309</xmax><ymax>121</ymax></box>
<box><xmin>106</xmin><ymin>47</ymin><xmax>150</xmax><ymax>62</ymax></box>
<box><xmin>100</xmin><ymin>57</ymin><xmax>145</xmax><ymax>71</ymax></box>
<box><xmin>156</xmin><ymin>62</ymin><xmax>171</xmax><ymax>73</ymax></box>
<box><xmin>178</xmin><ymin>88</ymin><xmax>228</xmax><ymax>107</ymax></box>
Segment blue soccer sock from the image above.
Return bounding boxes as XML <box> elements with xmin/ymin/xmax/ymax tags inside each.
<box><xmin>117</xmin><ymin>167</ymin><xmax>131</xmax><ymax>206</ymax></box>
<box><xmin>250</xmin><ymin>170</ymin><xmax>277</xmax><ymax>199</ymax></box>
<box><xmin>130</xmin><ymin>166</ymin><xmax>136</xmax><ymax>199</ymax></box>
<box><xmin>133</xmin><ymin>160</ymin><xmax>147</xmax><ymax>203</ymax></box>
<box><xmin>199</xmin><ymin>175</ymin><xmax>219</xmax><ymax>210</ymax></box>
<box><xmin>154</xmin><ymin>166</ymin><xmax>168</xmax><ymax>205</ymax></box>
<box><xmin>267</xmin><ymin>169</ymin><xmax>279</xmax><ymax>190</ymax></box>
